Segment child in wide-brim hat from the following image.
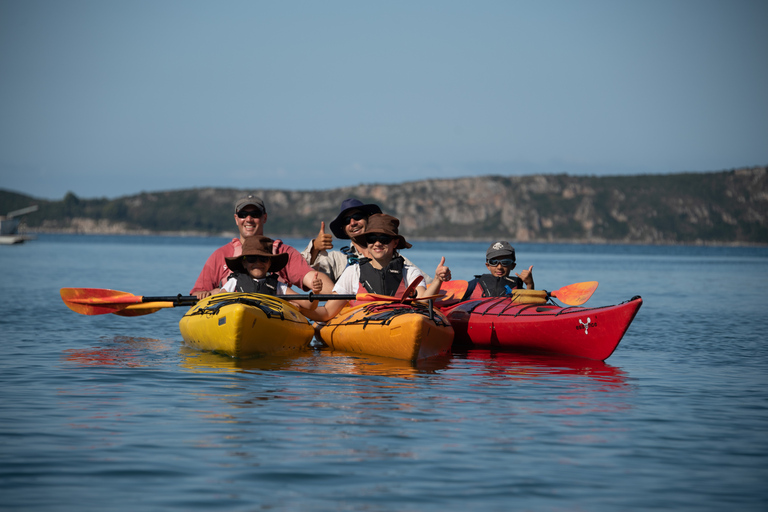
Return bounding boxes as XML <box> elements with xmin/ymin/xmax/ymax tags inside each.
<box><xmin>220</xmin><ymin>236</ymin><xmax>321</xmax><ymax>309</ymax></box>
<box><xmin>225</xmin><ymin>236</ymin><xmax>289</xmax><ymax>274</ymax></box>
<box><xmin>295</xmin><ymin>214</ymin><xmax>451</xmax><ymax>323</ymax></box>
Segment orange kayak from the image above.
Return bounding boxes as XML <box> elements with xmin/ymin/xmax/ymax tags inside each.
<box><xmin>317</xmin><ymin>301</ymin><xmax>454</xmax><ymax>362</ymax></box>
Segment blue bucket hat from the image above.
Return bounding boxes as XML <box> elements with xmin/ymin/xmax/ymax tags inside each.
<box><xmin>329</xmin><ymin>198</ymin><xmax>382</xmax><ymax>239</ymax></box>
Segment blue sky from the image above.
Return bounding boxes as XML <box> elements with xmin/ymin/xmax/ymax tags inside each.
<box><xmin>1</xmin><ymin>0</ymin><xmax>766</xmax><ymax>200</ymax></box>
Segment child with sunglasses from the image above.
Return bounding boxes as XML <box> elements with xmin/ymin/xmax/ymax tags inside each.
<box><xmin>301</xmin><ymin>198</ymin><xmax>430</xmax><ymax>283</ymax></box>
<box><xmin>463</xmin><ymin>241</ymin><xmax>534</xmax><ymax>299</ymax></box>
<box><xmin>220</xmin><ymin>236</ymin><xmax>322</xmax><ymax>310</ymax></box>
<box><xmin>298</xmin><ymin>214</ymin><xmax>451</xmax><ymax>322</ymax></box>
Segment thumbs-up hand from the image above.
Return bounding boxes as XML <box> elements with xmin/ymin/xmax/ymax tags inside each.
<box><xmin>311</xmin><ymin>272</ymin><xmax>323</xmax><ymax>294</ymax></box>
<box><xmin>312</xmin><ymin>221</ymin><xmax>334</xmax><ymax>253</ymax></box>
<box><xmin>434</xmin><ymin>256</ymin><xmax>451</xmax><ymax>283</ymax></box>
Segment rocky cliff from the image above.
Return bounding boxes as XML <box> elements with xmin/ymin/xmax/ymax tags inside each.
<box><xmin>2</xmin><ymin>166</ymin><xmax>766</xmax><ymax>245</ymax></box>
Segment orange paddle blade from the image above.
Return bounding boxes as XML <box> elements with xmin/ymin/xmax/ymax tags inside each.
<box><xmin>550</xmin><ymin>281</ymin><xmax>598</xmax><ymax>306</ymax></box>
<box><xmin>112</xmin><ymin>302</ymin><xmax>179</xmax><ymax>316</ymax></box>
<box><xmin>438</xmin><ymin>280</ymin><xmax>468</xmax><ymax>300</ymax></box>
<box><xmin>60</xmin><ymin>288</ymin><xmax>143</xmax><ymax>315</ymax></box>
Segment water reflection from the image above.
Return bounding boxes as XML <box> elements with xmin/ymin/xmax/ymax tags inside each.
<box><xmin>453</xmin><ymin>349</ymin><xmax>633</xmax><ymax>415</ymax></box>
<box><xmin>177</xmin><ymin>346</ymin><xmax>451</xmax><ymax>378</ymax></box>
<box><xmin>454</xmin><ymin>348</ymin><xmax>629</xmax><ymax>385</ymax></box>
<box><xmin>61</xmin><ymin>336</ymin><xmax>172</xmax><ymax>368</ymax></box>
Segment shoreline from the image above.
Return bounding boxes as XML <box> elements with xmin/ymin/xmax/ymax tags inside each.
<box><xmin>25</xmin><ymin>229</ymin><xmax>768</xmax><ymax>248</ymax></box>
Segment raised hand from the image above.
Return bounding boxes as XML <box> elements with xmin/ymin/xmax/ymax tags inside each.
<box><xmin>311</xmin><ymin>272</ymin><xmax>323</xmax><ymax>294</ymax></box>
<box><xmin>313</xmin><ymin>221</ymin><xmax>334</xmax><ymax>253</ymax></box>
<box><xmin>422</xmin><ymin>257</ymin><xmax>451</xmax><ymax>298</ymax></box>
<box><xmin>434</xmin><ymin>256</ymin><xmax>451</xmax><ymax>282</ymax></box>
<box><xmin>516</xmin><ymin>265</ymin><xmax>534</xmax><ymax>289</ymax></box>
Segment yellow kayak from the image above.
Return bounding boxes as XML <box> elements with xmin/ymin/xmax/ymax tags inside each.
<box><xmin>317</xmin><ymin>301</ymin><xmax>454</xmax><ymax>362</ymax></box>
<box><xmin>179</xmin><ymin>293</ymin><xmax>315</xmax><ymax>358</ymax></box>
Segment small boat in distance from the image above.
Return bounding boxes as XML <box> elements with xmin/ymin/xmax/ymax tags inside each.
<box><xmin>0</xmin><ymin>205</ymin><xmax>38</xmax><ymax>245</ymax></box>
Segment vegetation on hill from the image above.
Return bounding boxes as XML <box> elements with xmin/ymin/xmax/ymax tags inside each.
<box><xmin>2</xmin><ymin>167</ymin><xmax>766</xmax><ymax>245</ymax></box>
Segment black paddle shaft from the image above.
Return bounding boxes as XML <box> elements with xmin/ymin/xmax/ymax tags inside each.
<box><xmin>141</xmin><ymin>293</ymin><xmax>365</xmax><ymax>304</ymax></box>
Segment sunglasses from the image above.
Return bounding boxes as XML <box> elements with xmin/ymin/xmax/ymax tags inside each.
<box><xmin>365</xmin><ymin>234</ymin><xmax>394</xmax><ymax>245</ymax></box>
<box><xmin>344</xmin><ymin>212</ymin><xmax>367</xmax><ymax>225</ymax></box>
<box><xmin>487</xmin><ymin>259</ymin><xmax>515</xmax><ymax>267</ymax></box>
<box><xmin>236</xmin><ymin>209</ymin><xmax>263</xmax><ymax>219</ymax></box>
<box><xmin>243</xmin><ymin>255</ymin><xmax>271</xmax><ymax>264</ymax></box>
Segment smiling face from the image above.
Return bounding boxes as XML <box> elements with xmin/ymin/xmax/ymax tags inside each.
<box><xmin>235</xmin><ymin>207</ymin><xmax>267</xmax><ymax>241</ymax></box>
<box><xmin>365</xmin><ymin>233</ymin><xmax>397</xmax><ymax>266</ymax></box>
<box><xmin>485</xmin><ymin>258</ymin><xmax>516</xmax><ymax>277</ymax></box>
<box><xmin>243</xmin><ymin>255</ymin><xmax>271</xmax><ymax>279</ymax></box>
<box><xmin>343</xmin><ymin>210</ymin><xmax>368</xmax><ymax>239</ymax></box>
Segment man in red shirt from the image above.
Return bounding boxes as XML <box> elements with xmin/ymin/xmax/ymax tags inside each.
<box><xmin>190</xmin><ymin>195</ymin><xmax>334</xmax><ymax>299</ymax></box>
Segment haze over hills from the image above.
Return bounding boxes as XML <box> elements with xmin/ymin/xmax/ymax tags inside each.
<box><xmin>2</xmin><ymin>167</ymin><xmax>766</xmax><ymax>245</ymax></box>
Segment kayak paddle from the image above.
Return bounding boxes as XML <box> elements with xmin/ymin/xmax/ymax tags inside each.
<box><xmin>60</xmin><ymin>285</ymin><xmax>439</xmax><ymax>317</ymax></box>
<box><xmin>548</xmin><ymin>281</ymin><xmax>598</xmax><ymax>306</ymax></box>
<box><xmin>433</xmin><ymin>280</ymin><xmax>598</xmax><ymax>306</ymax></box>
<box><xmin>398</xmin><ymin>275</ymin><xmax>423</xmax><ymax>303</ymax></box>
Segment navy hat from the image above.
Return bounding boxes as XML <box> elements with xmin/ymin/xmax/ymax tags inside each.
<box><xmin>486</xmin><ymin>241</ymin><xmax>516</xmax><ymax>261</ymax></box>
<box><xmin>329</xmin><ymin>198</ymin><xmax>382</xmax><ymax>239</ymax></box>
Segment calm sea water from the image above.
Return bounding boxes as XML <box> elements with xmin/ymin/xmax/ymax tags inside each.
<box><xmin>1</xmin><ymin>234</ymin><xmax>767</xmax><ymax>511</ymax></box>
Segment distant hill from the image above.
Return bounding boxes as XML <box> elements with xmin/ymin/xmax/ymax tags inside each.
<box><xmin>2</xmin><ymin>166</ymin><xmax>767</xmax><ymax>245</ymax></box>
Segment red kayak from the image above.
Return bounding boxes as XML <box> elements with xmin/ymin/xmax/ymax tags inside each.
<box><xmin>440</xmin><ymin>295</ymin><xmax>642</xmax><ymax>361</ymax></box>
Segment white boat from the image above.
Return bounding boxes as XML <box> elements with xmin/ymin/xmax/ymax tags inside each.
<box><xmin>0</xmin><ymin>205</ymin><xmax>38</xmax><ymax>244</ymax></box>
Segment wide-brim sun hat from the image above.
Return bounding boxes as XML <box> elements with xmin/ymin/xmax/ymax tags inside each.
<box><xmin>225</xmin><ymin>236</ymin><xmax>289</xmax><ymax>273</ymax></box>
<box><xmin>351</xmin><ymin>213</ymin><xmax>412</xmax><ymax>250</ymax></box>
<box><xmin>329</xmin><ymin>198</ymin><xmax>382</xmax><ymax>239</ymax></box>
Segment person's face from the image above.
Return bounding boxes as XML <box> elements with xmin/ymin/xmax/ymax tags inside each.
<box><xmin>365</xmin><ymin>233</ymin><xmax>397</xmax><ymax>261</ymax></box>
<box><xmin>486</xmin><ymin>257</ymin><xmax>516</xmax><ymax>277</ymax></box>
<box><xmin>242</xmin><ymin>254</ymin><xmax>271</xmax><ymax>279</ymax></box>
<box><xmin>343</xmin><ymin>210</ymin><xmax>368</xmax><ymax>239</ymax></box>
<box><xmin>235</xmin><ymin>207</ymin><xmax>266</xmax><ymax>239</ymax></box>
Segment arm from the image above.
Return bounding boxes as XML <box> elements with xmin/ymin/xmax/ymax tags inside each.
<box><xmin>401</xmin><ymin>255</ymin><xmax>433</xmax><ymax>284</ymax></box>
<box><xmin>190</xmin><ymin>242</ymin><xmax>236</xmax><ymax>299</ymax></box>
<box><xmin>297</xmin><ymin>265</ymin><xmax>356</xmax><ymax>320</ymax></box>
<box><xmin>298</xmin><ymin>297</ymin><xmax>348</xmax><ymax>322</ymax></box>
<box><xmin>301</xmin><ymin>241</ymin><xmax>348</xmax><ymax>282</ymax></box>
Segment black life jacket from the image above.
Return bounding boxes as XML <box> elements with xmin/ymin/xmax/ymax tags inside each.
<box><xmin>358</xmin><ymin>256</ymin><xmax>406</xmax><ymax>296</ymax></box>
<box><xmin>228</xmin><ymin>272</ymin><xmax>281</xmax><ymax>295</ymax></box>
<box><xmin>465</xmin><ymin>274</ymin><xmax>523</xmax><ymax>299</ymax></box>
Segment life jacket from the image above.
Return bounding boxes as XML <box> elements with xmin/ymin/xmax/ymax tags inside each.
<box><xmin>466</xmin><ymin>274</ymin><xmax>523</xmax><ymax>299</ymax></box>
<box><xmin>356</xmin><ymin>256</ymin><xmax>410</xmax><ymax>297</ymax></box>
<box><xmin>228</xmin><ymin>272</ymin><xmax>281</xmax><ymax>295</ymax></box>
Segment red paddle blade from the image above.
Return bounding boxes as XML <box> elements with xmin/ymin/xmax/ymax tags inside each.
<box><xmin>60</xmin><ymin>288</ymin><xmax>143</xmax><ymax>315</ymax></box>
<box><xmin>550</xmin><ymin>281</ymin><xmax>598</xmax><ymax>306</ymax></box>
<box><xmin>399</xmin><ymin>275</ymin><xmax>424</xmax><ymax>303</ymax></box>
